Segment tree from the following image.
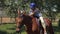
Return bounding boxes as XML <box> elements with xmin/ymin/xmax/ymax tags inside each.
<box><xmin>0</xmin><ymin>0</ymin><xmax>60</xmax><ymax>19</ymax></box>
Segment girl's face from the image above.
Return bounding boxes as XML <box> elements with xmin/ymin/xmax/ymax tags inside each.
<box><xmin>31</xmin><ymin>8</ymin><xmax>35</xmax><ymax>11</ymax></box>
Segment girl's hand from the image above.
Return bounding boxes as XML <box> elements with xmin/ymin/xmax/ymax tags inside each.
<box><xmin>29</xmin><ymin>12</ymin><xmax>34</xmax><ymax>16</ymax></box>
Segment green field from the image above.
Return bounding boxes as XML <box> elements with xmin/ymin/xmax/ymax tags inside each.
<box><xmin>52</xmin><ymin>22</ymin><xmax>60</xmax><ymax>34</ymax></box>
<box><xmin>0</xmin><ymin>22</ymin><xmax>60</xmax><ymax>34</ymax></box>
<box><xmin>0</xmin><ymin>24</ymin><xmax>27</xmax><ymax>34</ymax></box>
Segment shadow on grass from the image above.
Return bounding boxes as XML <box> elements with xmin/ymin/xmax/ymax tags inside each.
<box><xmin>0</xmin><ymin>30</ymin><xmax>8</xmax><ymax>34</ymax></box>
<box><xmin>58</xmin><ymin>19</ymin><xmax>60</xmax><ymax>27</ymax></box>
<box><xmin>7</xmin><ymin>27</ymin><xmax>16</xmax><ymax>30</ymax></box>
<box><xmin>12</xmin><ymin>26</ymin><xmax>26</xmax><ymax>34</ymax></box>
<box><xmin>53</xmin><ymin>25</ymin><xmax>60</xmax><ymax>32</ymax></box>
<box><xmin>7</xmin><ymin>25</ymin><xmax>26</xmax><ymax>34</ymax></box>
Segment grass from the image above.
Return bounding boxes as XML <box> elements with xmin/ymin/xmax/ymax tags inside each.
<box><xmin>0</xmin><ymin>22</ymin><xmax>60</xmax><ymax>34</ymax></box>
<box><xmin>0</xmin><ymin>24</ymin><xmax>27</xmax><ymax>34</ymax></box>
<box><xmin>52</xmin><ymin>21</ymin><xmax>60</xmax><ymax>34</ymax></box>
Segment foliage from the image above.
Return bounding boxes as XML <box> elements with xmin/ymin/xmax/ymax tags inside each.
<box><xmin>0</xmin><ymin>0</ymin><xmax>60</xmax><ymax>18</ymax></box>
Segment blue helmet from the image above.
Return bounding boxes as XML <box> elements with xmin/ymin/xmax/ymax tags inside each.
<box><xmin>30</xmin><ymin>3</ymin><xmax>36</xmax><ymax>9</ymax></box>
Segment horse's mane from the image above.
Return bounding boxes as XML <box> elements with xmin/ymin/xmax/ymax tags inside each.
<box><xmin>22</xmin><ymin>15</ymin><xmax>33</xmax><ymax>23</ymax></box>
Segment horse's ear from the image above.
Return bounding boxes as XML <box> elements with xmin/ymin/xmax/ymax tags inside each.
<box><xmin>17</xmin><ymin>8</ymin><xmax>21</xmax><ymax>14</ymax></box>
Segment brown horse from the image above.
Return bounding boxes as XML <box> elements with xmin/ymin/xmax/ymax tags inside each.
<box><xmin>16</xmin><ymin>8</ymin><xmax>44</xmax><ymax>34</ymax></box>
<box><xmin>16</xmin><ymin>8</ymin><xmax>54</xmax><ymax>34</ymax></box>
<box><xmin>16</xmin><ymin>14</ymin><xmax>42</xmax><ymax>34</ymax></box>
<box><xmin>16</xmin><ymin>15</ymin><xmax>55</xmax><ymax>34</ymax></box>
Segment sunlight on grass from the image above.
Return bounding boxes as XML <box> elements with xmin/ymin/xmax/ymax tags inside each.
<box><xmin>55</xmin><ymin>32</ymin><xmax>60</xmax><ymax>34</ymax></box>
<box><xmin>52</xmin><ymin>21</ymin><xmax>59</xmax><ymax>26</ymax></box>
<box><xmin>21</xmin><ymin>31</ymin><xmax>27</xmax><ymax>34</ymax></box>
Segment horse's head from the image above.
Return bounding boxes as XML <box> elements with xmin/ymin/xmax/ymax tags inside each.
<box><xmin>16</xmin><ymin>17</ymin><xmax>23</xmax><ymax>33</ymax></box>
<box><xmin>16</xmin><ymin>14</ymin><xmax>33</xmax><ymax>32</ymax></box>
